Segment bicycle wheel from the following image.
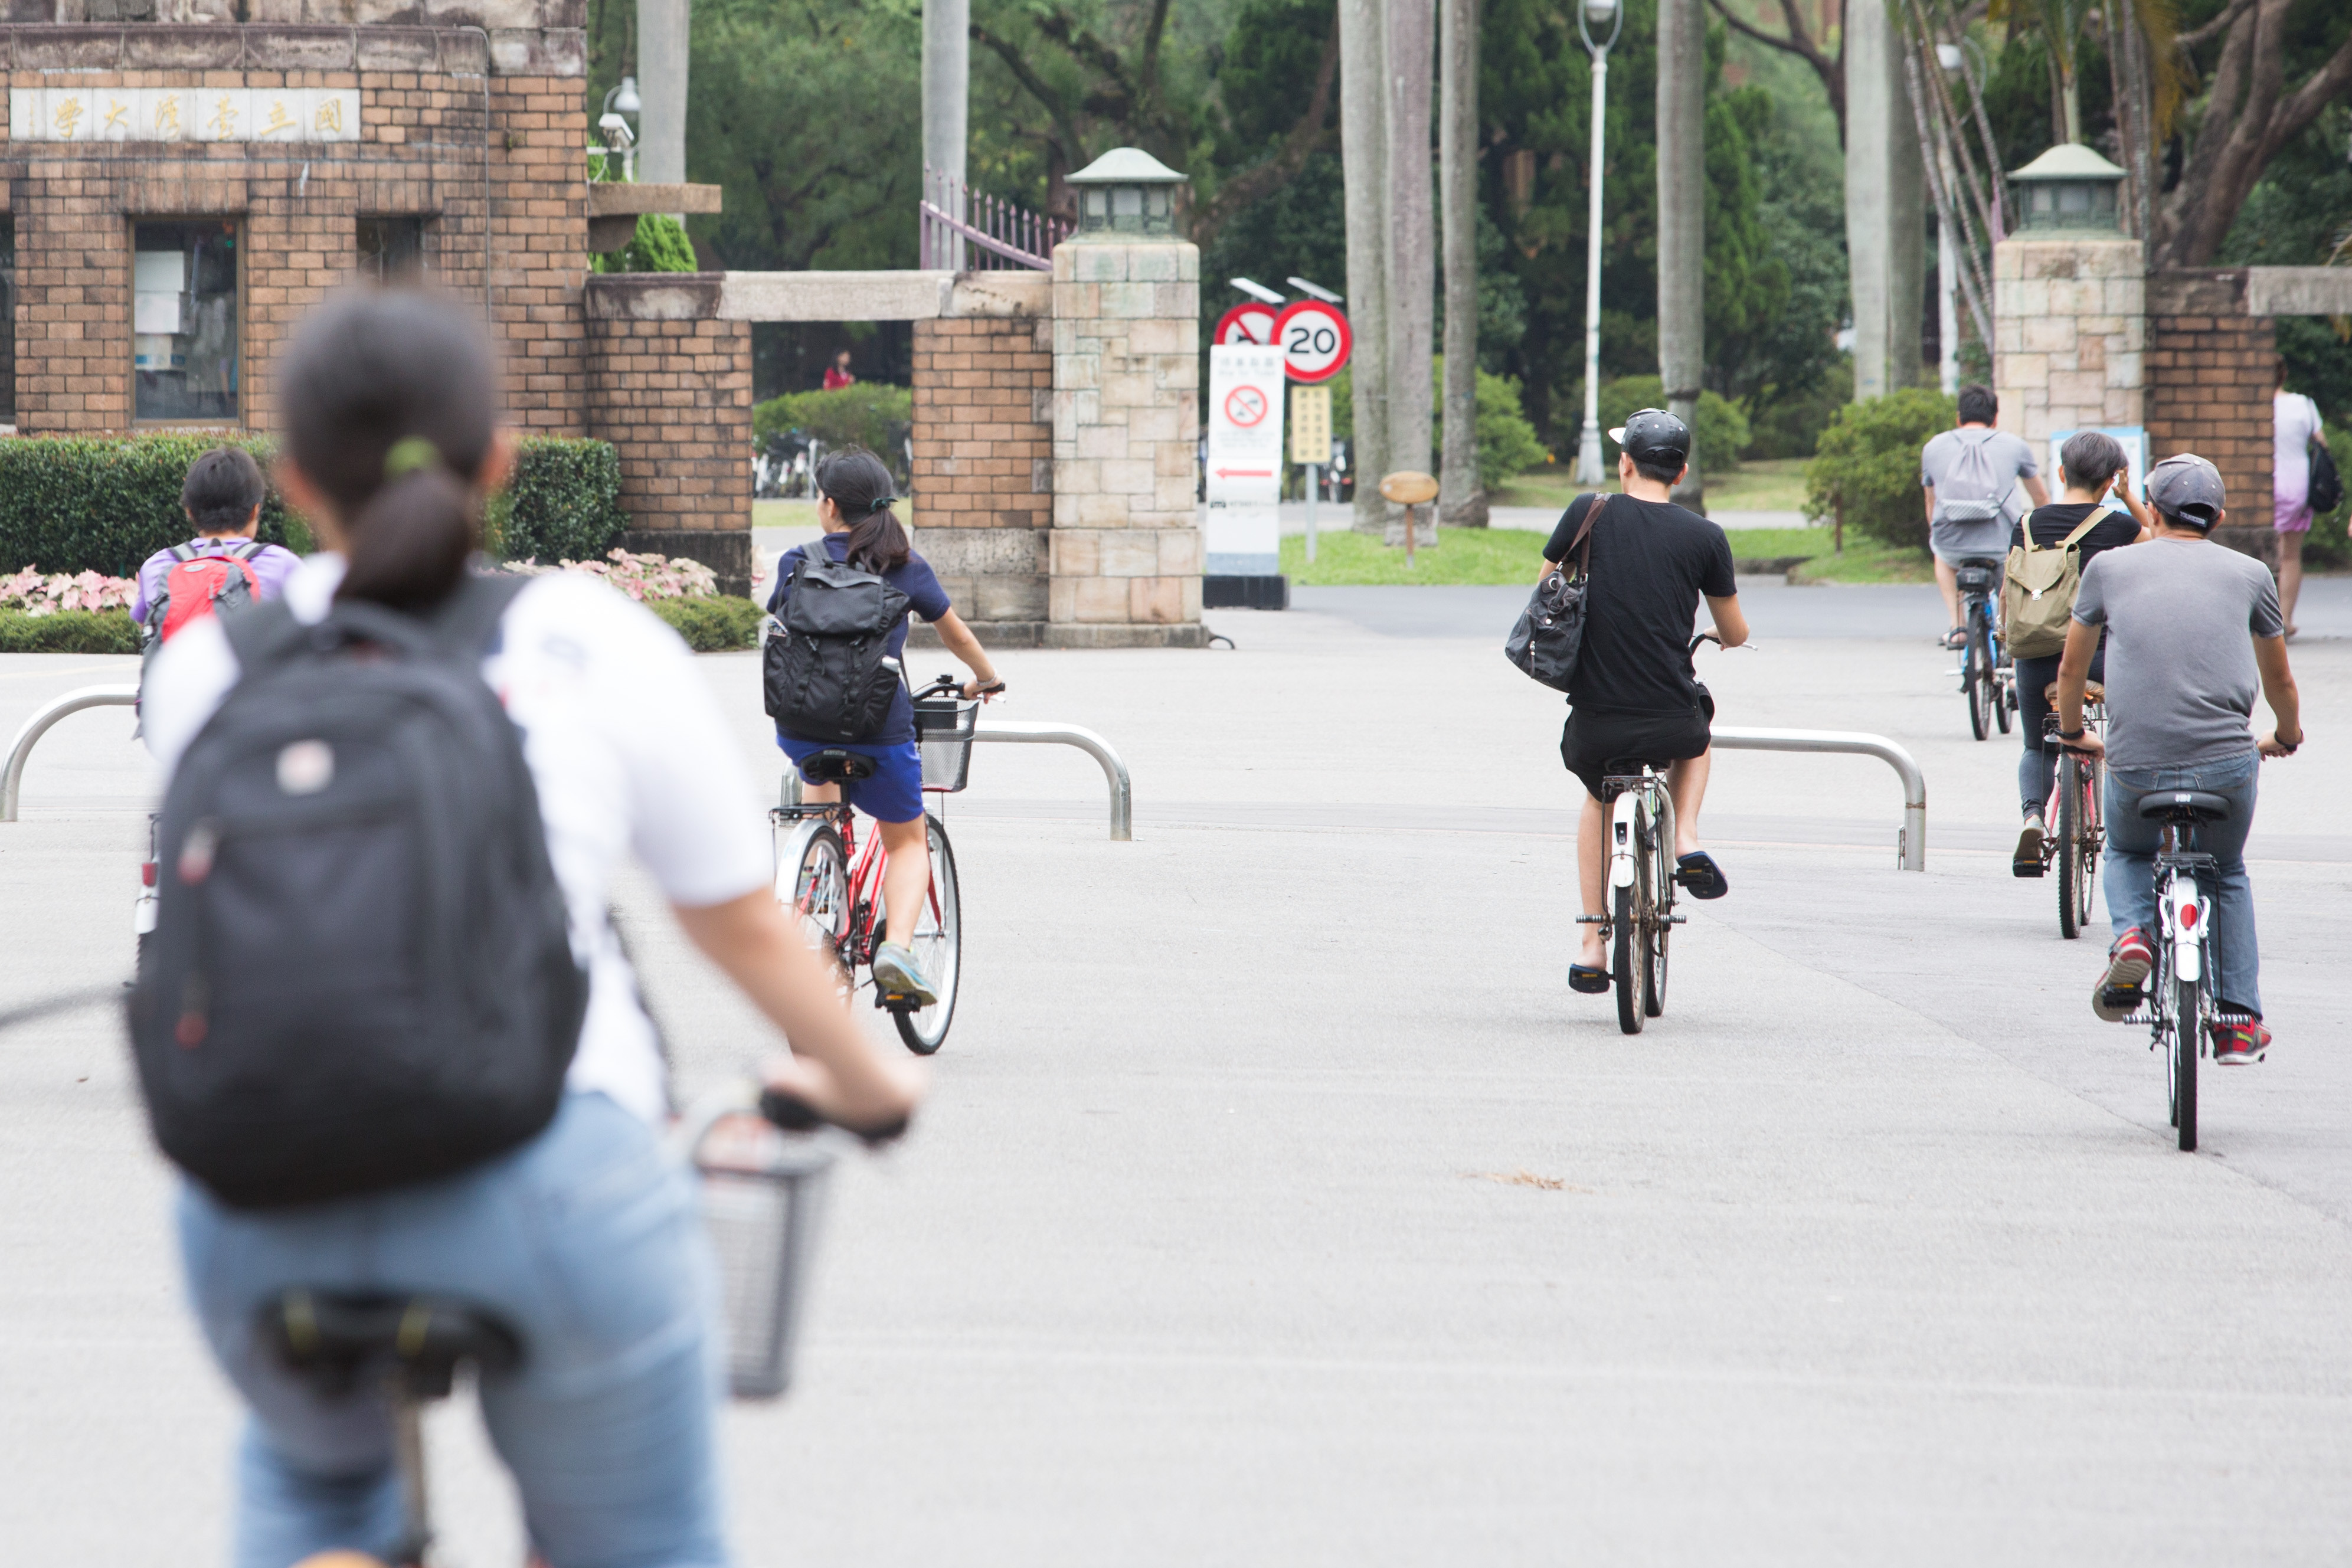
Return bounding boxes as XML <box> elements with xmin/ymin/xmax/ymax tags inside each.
<box><xmin>781</xmin><ymin>824</ymin><xmax>853</xmax><ymax>991</ymax></box>
<box><xmin>1643</xmin><ymin>816</ymin><xmax>1672</xmax><ymax>1019</ymax></box>
<box><xmin>2072</xmin><ymin>764</ymin><xmax>2100</xmax><ymax>934</ymax></box>
<box><xmin>1612</xmin><ymin>882</ymin><xmax>1647</xmax><ymax>1035</ymax></box>
<box><xmin>2056</xmin><ymin>755</ymin><xmax>2083</xmax><ymax>940</ymax></box>
<box><xmin>891</xmin><ymin>814</ymin><xmax>961</xmax><ymax>1056</ymax></box>
<box><xmin>1964</xmin><ymin>625</ymin><xmax>1990</xmax><ymax>741</ymax></box>
<box><xmin>2174</xmin><ymin>963</ymin><xmax>2201</xmax><ymax>1153</ymax></box>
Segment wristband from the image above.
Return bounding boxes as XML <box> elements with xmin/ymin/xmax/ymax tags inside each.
<box><xmin>2057</xmin><ymin>728</ymin><xmax>2085</xmax><ymax>741</ymax></box>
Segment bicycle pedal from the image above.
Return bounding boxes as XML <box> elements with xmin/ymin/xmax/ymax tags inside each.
<box><xmin>1667</xmin><ymin>915</ymin><xmax>1689</xmax><ymax>925</ymax></box>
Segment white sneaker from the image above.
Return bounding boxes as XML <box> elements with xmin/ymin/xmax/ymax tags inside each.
<box><xmin>871</xmin><ymin>942</ymin><xmax>937</xmax><ymax>1007</ymax></box>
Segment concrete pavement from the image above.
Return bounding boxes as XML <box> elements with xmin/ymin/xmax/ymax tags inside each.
<box><xmin>4</xmin><ymin>579</ymin><xmax>2350</xmax><ymax>1565</ymax></box>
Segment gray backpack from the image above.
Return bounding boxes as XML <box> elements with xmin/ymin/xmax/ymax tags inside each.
<box><xmin>1935</xmin><ymin>430</ymin><xmax>2009</xmax><ymax>525</ymax></box>
<box><xmin>128</xmin><ymin>574</ymin><xmax>588</xmax><ymax>1209</ymax></box>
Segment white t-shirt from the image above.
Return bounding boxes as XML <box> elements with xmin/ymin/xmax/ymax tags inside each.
<box><xmin>2274</xmin><ymin>391</ymin><xmax>2323</xmax><ymax>508</ymax></box>
<box><xmin>142</xmin><ymin>555</ymin><xmax>773</xmax><ymax>1124</ymax></box>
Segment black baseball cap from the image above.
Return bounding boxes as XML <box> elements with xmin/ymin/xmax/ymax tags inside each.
<box><xmin>1608</xmin><ymin>408</ymin><xmax>1691</xmax><ymax>467</ymax></box>
<box><xmin>2144</xmin><ymin>453</ymin><xmax>2225</xmax><ymax>529</ymax></box>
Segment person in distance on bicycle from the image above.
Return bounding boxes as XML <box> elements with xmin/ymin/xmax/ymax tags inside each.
<box><xmin>1922</xmin><ymin>386</ymin><xmax>2050</xmax><ymax>649</ymax></box>
<box><xmin>2055</xmin><ymin>454</ymin><xmax>2301</xmax><ymax>1063</ymax></box>
<box><xmin>768</xmin><ymin>448</ymin><xmax>1004</xmax><ymax>1006</ymax></box>
<box><xmin>2008</xmin><ymin>430</ymin><xmax>2151</xmax><ymax>874</ymax></box>
<box><xmin>1539</xmin><ymin>408</ymin><xmax>1749</xmax><ymax>995</ymax></box>
<box><xmin>143</xmin><ymin>291</ymin><xmax>923</xmax><ymax>1568</ymax></box>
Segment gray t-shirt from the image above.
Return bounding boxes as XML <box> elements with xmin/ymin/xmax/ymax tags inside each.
<box><xmin>2072</xmin><ymin>538</ymin><xmax>2284</xmax><ymax>770</ymax></box>
<box><xmin>1921</xmin><ymin>427</ymin><xmax>2039</xmax><ymax>559</ymax></box>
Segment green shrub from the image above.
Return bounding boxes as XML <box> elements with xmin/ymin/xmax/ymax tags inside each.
<box><xmin>1430</xmin><ymin>359</ymin><xmax>1549</xmax><ymax>486</ymax></box>
<box><xmin>488</xmin><ymin>438</ymin><xmax>629</xmax><ymax>564</ymax></box>
<box><xmin>1743</xmin><ymin>358</ymin><xmax>1854</xmax><ymax>460</ymax></box>
<box><xmin>0</xmin><ymin>608</ymin><xmax>141</xmax><ymax>654</ymax></box>
<box><xmin>1803</xmin><ymin>388</ymin><xmax>1955</xmax><ymax>550</ymax></box>
<box><xmin>590</xmin><ymin>212</ymin><xmax>700</xmax><ymax>274</ymax></box>
<box><xmin>753</xmin><ymin>384</ymin><xmax>915</xmax><ymax>460</ymax></box>
<box><xmin>0</xmin><ymin>434</ymin><xmax>310</xmax><ymax>578</ymax></box>
<box><xmin>648</xmin><ymin>594</ymin><xmax>763</xmax><ymax>650</ymax></box>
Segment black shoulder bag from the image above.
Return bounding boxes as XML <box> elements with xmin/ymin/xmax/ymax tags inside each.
<box><xmin>1504</xmin><ymin>494</ymin><xmax>1608</xmax><ymax>693</ymax></box>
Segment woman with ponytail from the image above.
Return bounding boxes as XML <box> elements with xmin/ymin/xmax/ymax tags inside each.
<box><xmin>768</xmin><ymin>447</ymin><xmax>1004</xmax><ymax>1004</ymax></box>
<box><xmin>140</xmin><ymin>292</ymin><xmax>920</xmax><ymax>1567</ymax></box>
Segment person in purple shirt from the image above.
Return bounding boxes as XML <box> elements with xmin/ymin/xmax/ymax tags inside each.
<box><xmin>131</xmin><ymin>447</ymin><xmax>301</xmax><ymax>629</ymax></box>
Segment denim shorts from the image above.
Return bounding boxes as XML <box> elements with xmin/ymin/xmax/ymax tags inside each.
<box><xmin>777</xmin><ymin>734</ymin><xmax>925</xmax><ymax>823</ymax></box>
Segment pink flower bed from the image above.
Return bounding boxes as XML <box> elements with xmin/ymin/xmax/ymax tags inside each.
<box><xmin>1</xmin><ymin>568</ymin><xmax>139</xmax><ymax>617</ymax></box>
<box><xmin>505</xmin><ymin>548</ymin><xmax>721</xmax><ymax>602</ymax></box>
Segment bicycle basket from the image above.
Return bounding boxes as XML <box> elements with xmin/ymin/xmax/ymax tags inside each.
<box><xmin>683</xmin><ymin>1098</ymin><xmax>837</xmax><ymax>1400</ymax></box>
<box><xmin>914</xmin><ymin>696</ymin><xmax>978</xmax><ymax>793</ymax></box>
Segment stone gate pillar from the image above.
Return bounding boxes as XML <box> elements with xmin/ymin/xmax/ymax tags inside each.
<box><xmin>1991</xmin><ymin>234</ymin><xmax>2144</xmax><ymax>466</ymax></box>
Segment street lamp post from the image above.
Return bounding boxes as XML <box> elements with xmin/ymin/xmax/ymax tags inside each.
<box><xmin>1574</xmin><ymin>0</ymin><xmax>1623</xmax><ymax>486</ymax></box>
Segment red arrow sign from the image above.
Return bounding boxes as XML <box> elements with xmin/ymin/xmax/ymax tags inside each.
<box><xmin>1213</xmin><ymin>467</ymin><xmax>1274</xmax><ymax>478</ymax></box>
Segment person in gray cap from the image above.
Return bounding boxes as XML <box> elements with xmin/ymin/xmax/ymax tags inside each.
<box><xmin>1539</xmin><ymin>408</ymin><xmax>1748</xmax><ymax>997</ymax></box>
<box><xmin>2054</xmin><ymin>453</ymin><xmax>2302</xmax><ymax>1063</ymax></box>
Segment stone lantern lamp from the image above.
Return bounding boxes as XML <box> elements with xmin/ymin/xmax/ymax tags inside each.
<box><xmin>2011</xmin><ymin>143</ymin><xmax>2128</xmax><ymax>234</ymax></box>
<box><xmin>1066</xmin><ymin>149</ymin><xmax>1188</xmax><ymax>239</ymax></box>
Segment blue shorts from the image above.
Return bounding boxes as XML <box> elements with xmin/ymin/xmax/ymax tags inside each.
<box><xmin>777</xmin><ymin>735</ymin><xmax>925</xmax><ymax>823</ymax></box>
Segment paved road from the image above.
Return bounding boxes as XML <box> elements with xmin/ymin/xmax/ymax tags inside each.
<box><xmin>4</xmin><ymin>580</ymin><xmax>2350</xmax><ymax>1564</ymax></box>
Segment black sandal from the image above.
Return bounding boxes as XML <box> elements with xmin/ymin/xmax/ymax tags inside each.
<box><xmin>1568</xmin><ymin>964</ymin><xmax>1611</xmax><ymax>994</ymax></box>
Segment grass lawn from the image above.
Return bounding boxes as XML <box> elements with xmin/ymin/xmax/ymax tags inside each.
<box><xmin>753</xmin><ymin>499</ymin><xmax>820</xmax><ymax>531</ymax></box>
<box><xmin>1277</xmin><ymin>518</ymin><xmax>1933</xmax><ymax>585</ymax></box>
<box><xmin>1491</xmin><ymin>456</ymin><xmax>1810</xmax><ymax>514</ymax></box>
<box><xmin>1281</xmin><ymin>526</ymin><xmax>1548</xmax><ymax>585</ymax></box>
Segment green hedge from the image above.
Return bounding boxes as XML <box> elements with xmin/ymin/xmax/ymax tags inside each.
<box><xmin>648</xmin><ymin>594</ymin><xmax>763</xmax><ymax>651</ymax></box>
<box><xmin>1802</xmin><ymin>388</ymin><xmax>1954</xmax><ymax>550</ymax></box>
<box><xmin>0</xmin><ymin>608</ymin><xmax>142</xmax><ymax>654</ymax></box>
<box><xmin>0</xmin><ymin>435</ymin><xmax>310</xmax><ymax>578</ymax></box>
<box><xmin>487</xmin><ymin>438</ymin><xmax>629</xmax><ymax>564</ymax></box>
<box><xmin>753</xmin><ymin>384</ymin><xmax>914</xmax><ymax>457</ymax></box>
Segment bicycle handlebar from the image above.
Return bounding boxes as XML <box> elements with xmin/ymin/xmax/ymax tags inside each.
<box><xmin>758</xmin><ymin>1085</ymin><xmax>911</xmax><ymax>1148</ymax></box>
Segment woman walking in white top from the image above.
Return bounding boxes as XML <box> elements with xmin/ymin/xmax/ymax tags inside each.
<box><xmin>2272</xmin><ymin>359</ymin><xmax>2325</xmax><ymax>638</ymax></box>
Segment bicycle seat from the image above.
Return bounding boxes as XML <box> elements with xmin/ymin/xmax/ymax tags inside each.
<box><xmin>260</xmin><ymin>1290</ymin><xmax>522</xmax><ymax>1400</ymax></box>
<box><xmin>2136</xmin><ymin>790</ymin><xmax>2232</xmax><ymax>823</ymax></box>
<box><xmin>2042</xmin><ymin>680</ymin><xmax>2105</xmax><ymax>705</ymax></box>
<box><xmin>797</xmin><ymin>749</ymin><xmax>879</xmax><ymax>784</ymax></box>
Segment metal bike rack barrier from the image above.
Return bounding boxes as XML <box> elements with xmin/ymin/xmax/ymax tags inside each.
<box><xmin>971</xmin><ymin>719</ymin><xmax>1133</xmax><ymax>842</ymax></box>
<box><xmin>1707</xmin><ymin>726</ymin><xmax>1927</xmax><ymax>872</ymax></box>
<box><xmin>2</xmin><ymin>684</ymin><xmax>140</xmax><ymax>824</ymax></box>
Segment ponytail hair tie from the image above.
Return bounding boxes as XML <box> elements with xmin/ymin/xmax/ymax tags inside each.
<box><xmin>868</xmin><ymin>495</ymin><xmax>897</xmax><ymax>515</ymax></box>
<box><xmin>384</xmin><ymin>436</ymin><xmax>441</xmax><ymax>480</ymax></box>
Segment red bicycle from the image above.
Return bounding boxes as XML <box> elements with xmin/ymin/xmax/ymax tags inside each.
<box><xmin>771</xmin><ymin>676</ymin><xmax>974</xmax><ymax>1055</ymax></box>
<box><xmin>2033</xmin><ymin>681</ymin><xmax>2106</xmax><ymax>939</ymax></box>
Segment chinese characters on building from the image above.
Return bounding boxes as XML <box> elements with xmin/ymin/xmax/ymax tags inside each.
<box><xmin>7</xmin><ymin>87</ymin><xmax>362</xmax><ymax>143</ymax></box>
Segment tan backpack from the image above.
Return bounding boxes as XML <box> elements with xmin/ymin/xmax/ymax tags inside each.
<box><xmin>2002</xmin><ymin>510</ymin><xmax>2103</xmax><ymax>659</ymax></box>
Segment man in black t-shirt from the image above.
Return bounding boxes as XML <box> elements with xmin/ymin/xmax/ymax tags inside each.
<box><xmin>1540</xmin><ymin>408</ymin><xmax>1749</xmax><ymax>996</ymax></box>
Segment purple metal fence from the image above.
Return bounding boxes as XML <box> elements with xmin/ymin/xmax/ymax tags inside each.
<box><xmin>920</xmin><ymin>166</ymin><xmax>1070</xmax><ymax>272</ymax></box>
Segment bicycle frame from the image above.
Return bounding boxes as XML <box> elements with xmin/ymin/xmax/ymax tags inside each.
<box><xmin>1608</xmin><ymin>772</ymin><xmax>1674</xmax><ymax>894</ymax></box>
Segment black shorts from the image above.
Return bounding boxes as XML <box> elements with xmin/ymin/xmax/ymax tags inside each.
<box><xmin>1561</xmin><ymin>697</ymin><xmax>1712</xmax><ymax>802</ymax></box>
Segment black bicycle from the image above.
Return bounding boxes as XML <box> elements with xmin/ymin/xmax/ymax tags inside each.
<box><xmin>1952</xmin><ymin>558</ymin><xmax>2012</xmax><ymax>741</ymax></box>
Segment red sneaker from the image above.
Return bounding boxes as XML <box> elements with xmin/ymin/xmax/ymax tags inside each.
<box><xmin>2212</xmin><ymin>1020</ymin><xmax>2270</xmax><ymax>1065</ymax></box>
<box><xmin>2092</xmin><ymin>927</ymin><xmax>2153</xmax><ymax>1022</ymax></box>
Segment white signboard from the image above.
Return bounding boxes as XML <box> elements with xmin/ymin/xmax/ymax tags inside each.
<box><xmin>1206</xmin><ymin>344</ymin><xmax>1285</xmax><ymax>506</ymax></box>
<box><xmin>1205</xmin><ymin>504</ymin><xmax>1280</xmax><ymax>577</ymax></box>
<box><xmin>2049</xmin><ymin>425</ymin><xmax>2150</xmax><ymax>510</ymax></box>
<box><xmin>8</xmin><ymin>86</ymin><xmax>361</xmax><ymax>143</ymax></box>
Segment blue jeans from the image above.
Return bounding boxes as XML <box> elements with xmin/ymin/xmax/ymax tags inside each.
<box><xmin>178</xmin><ymin>1092</ymin><xmax>731</xmax><ymax>1568</ymax></box>
<box><xmin>2103</xmin><ymin>748</ymin><xmax>2262</xmax><ymax>1016</ymax></box>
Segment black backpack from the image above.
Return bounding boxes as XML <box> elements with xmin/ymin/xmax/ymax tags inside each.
<box><xmin>129</xmin><ymin>574</ymin><xmax>589</xmax><ymax>1210</ymax></box>
<box><xmin>763</xmin><ymin>552</ymin><xmax>911</xmax><ymax>742</ymax></box>
<box><xmin>1504</xmin><ymin>494</ymin><xmax>1606</xmax><ymax>693</ymax></box>
<box><xmin>2309</xmin><ymin>438</ymin><xmax>2343</xmax><ymax>516</ymax></box>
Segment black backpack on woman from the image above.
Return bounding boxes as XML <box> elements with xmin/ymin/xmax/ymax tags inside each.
<box><xmin>763</xmin><ymin>552</ymin><xmax>911</xmax><ymax>741</ymax></box>
<box><xmin>129</xmin><ymin>575</ymin><xmax>589</xmax><ymax>1209</ymax></box>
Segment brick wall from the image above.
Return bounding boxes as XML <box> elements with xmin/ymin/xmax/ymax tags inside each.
<box><xmin>0</xmin><ymin>26</ymin><xmax>582</xmax><ymax>436</ymax></box>
<box><xmin>910</xmin><ymin>312</ymin><xmax>1051</xmax><ymax>636</ymax></box>
<box><xmin>2146</xmin><ymin>270</ymin><xmax>2275</xmax><ymax>564</ymax></box>
<box><xmin>584</xmin><ymin>273</ymin><xmax>751</xmax><ymax>596</ymax></box>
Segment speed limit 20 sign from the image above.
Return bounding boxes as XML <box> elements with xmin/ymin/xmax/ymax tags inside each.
<box><xmin>1271</xmin><ymin>301</ymin><xmax>1351</xmax><ymax>384</ymax></box>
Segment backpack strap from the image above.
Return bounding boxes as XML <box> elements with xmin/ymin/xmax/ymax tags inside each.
<box><xmin>218</xmin><ymin>597</ymin><xmax>312</xmax><ymax>675</ymax></box>
<box><xmin>2056</xmin><ymin>513</ymin><xmax>2103</xmax><ymax>549</ymax></box>
<box><xmin>224</xmin><ymin>538</ymin><xmax>267</xmax><ymax>561</ymax></box>
<box><xmin>169</xmin><ymin>542</ymin><xmax>202</xmax><ymax>564</ymax></box>
<box><xmin>418</xmin><ymin>571</ymin><xmax>532</xmax><ymax>662</ymax></box>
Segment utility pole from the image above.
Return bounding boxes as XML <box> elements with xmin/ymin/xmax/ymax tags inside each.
<box><xmin>636</xmin><ymin>0</ymin><xmax>690</xmax><ymax>186</ymax></box>
<box><xmin>1438</xmin><ymin>0</ymin><xmax>1484</xmax><ymax>526</ymax></box>
<box><xmin>923</xmin><ymin>0</ymin><xmax>970</xmax><ymax>264</ymax></box>
<box><xmin>1656</xmin><ymin>0</ymin><xmax>1705</xmax><ymax>509</ymax></box>
<box><xmin>1386</xmin><ymin>0</ymin><xmax>1436</xmax><ymax>545</ymax></box>
<box><xmin>1572</xmin><ymin>0</ymin><xmax>1622</xmax><ymax>486</ymax></box>
<box><xmin>1339</xmin><ymin>0</ymin><xmax>1392</xmax><ymax>533</ymax></box>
